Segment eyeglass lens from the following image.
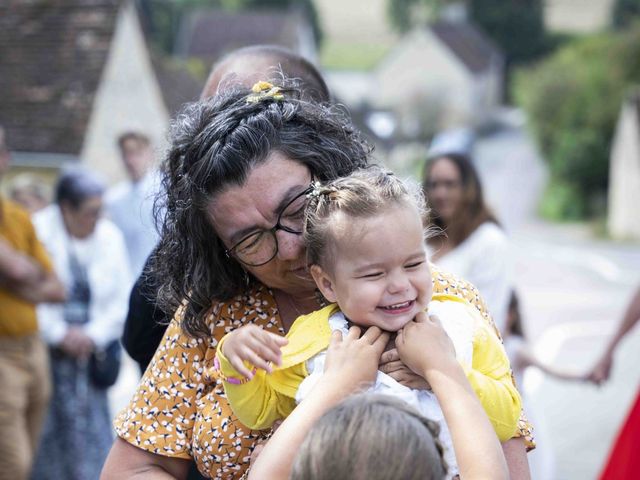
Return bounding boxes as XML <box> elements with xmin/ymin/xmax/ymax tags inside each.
<box><xmin>232</xmin><ymin>187</ymin><xmax>309</xmax><ymax>266</ymax></box>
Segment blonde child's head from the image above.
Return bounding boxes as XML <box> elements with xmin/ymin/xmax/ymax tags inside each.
<box><xmin>304</xmin><ymin>166</ymin><xmax>433</xmax><ymax>331</ymax></box>
<box><xmin>291</xmin><ymin>393</ymin><xmax>448</xmax><ymax>480</ymax></box>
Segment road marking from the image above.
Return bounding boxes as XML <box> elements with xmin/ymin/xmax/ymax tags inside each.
<box><xmin>524</xmin><ymin>320</ymin><xmax>614</xmax><ymax>394</ymax></box>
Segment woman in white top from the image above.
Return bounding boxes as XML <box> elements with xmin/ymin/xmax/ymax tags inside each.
<box><xmin>31</xmin><ymin>167</ymin><xmax>131</xmax><ymax>480</ymax></box>
<box><xmin>422</xmin><ymin>152</ymin><xmax>512</xmax><ymax>334</ymax></box>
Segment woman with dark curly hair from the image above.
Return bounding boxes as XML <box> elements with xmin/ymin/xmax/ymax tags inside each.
<box><xmin>103</xmin><ymin>82</ymin><xmax>370</xmax><ymax>478</ymax></box>
<box><xmin>102</xmin><ymin>83</ymin><xmax>533</xmax><ymax>479</ymax></box>
<box><xmin>152</xmin><ymin>83</ymin><xmax>370</xmax><ymax>339</ymax></box>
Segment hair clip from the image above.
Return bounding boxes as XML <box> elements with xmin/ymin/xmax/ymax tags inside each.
<box><xmin>307</xmin><ymin>181</ymin><xmax>325</xmax><ymax>199</ymax></box>
<box><xmin>246</xmin><ymin>81</ymin><xmax>285</xmax><ymax>104</ymax></box>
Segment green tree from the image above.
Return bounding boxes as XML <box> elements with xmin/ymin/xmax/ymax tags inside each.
<box><xmin>387</xmin><ymin>0</ymin><xmax>449</xmax><ymax>31</ymax></box>
<box><xmin>469</xmin><ymin>0</ymin><xmax>546</xmax><ymax>66</ymax></box>
<box><xmin>612</xmin><ymin>0</ymin><xmax>640</xmax><ymax>29</ymax></box>
<box><xmin>139</xmin><ymin>0</ymin><xmax>322</xmax><ymax>55</ymax></box>
<box><xmin>514</xmin><ymin>27</ymin><xmax>640</xmax><ymax>219</ymax></box>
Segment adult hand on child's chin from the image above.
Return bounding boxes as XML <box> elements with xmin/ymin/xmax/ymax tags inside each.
<box><xmin>379</xmin><ymin>348</ymin><xmax>432</xmax><ymax>390</ymax></box>
<box><xmin>322</xmin><ymin>326</ymin><xmax>389</xmax><ymax>395</ymax></box>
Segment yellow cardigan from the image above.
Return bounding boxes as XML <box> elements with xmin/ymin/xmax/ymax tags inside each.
<box><xmin>216</xmin><ymin>293</ymin><xmax>521</xmax><ymax>441</ymax></box>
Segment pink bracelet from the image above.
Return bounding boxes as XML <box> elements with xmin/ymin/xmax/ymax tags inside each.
<box><xmin>213</xmin><ymin>355</ymin><xmax>256</xmax><ymax>385</ymax></box>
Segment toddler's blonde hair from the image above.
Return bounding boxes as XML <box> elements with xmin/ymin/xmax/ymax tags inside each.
<box><xmin>304</xmin><ymin>166</ymin><xmax>429</xmax><ymax>270</ymax></box>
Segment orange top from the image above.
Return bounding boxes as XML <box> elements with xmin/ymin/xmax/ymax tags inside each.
<box><xmin>114</xmin><ymin>265</ymin><xmax>534</xmax><ymax>479</ymax></box>
<box><xmin>0</xmin><ymin>198</ymin><xmax>53</xmax><ymax>337</ymax></box>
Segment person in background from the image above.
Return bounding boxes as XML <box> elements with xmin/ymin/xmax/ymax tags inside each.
<box><xmin>201</xmin><ymin>45</ymin><xmax>330</xmax><ymax>102</ymax></box>
<box><xmin>107</xmin><ymin>131</ymin><xmax>160</xmax><ymax>278</ymax></box>
<box><xmin>422</xmin><ymin>152</ymin><xmax>512</xmax><ymax>335</ymax></box>
<box><xmin>588</xmin><ymin>286</ymin><xmax>640</xmax><ymax>385</ymax></box>
<box><xmin>0</xmin><ymin>126</ymin><xmax>66</xmax><ymax>480</ymax></box>
<box><xmin>9</xmin><ymin>173</ymin><xmax>50</xmax><ymax>214</ymax></box>
<box><xmin>587</xmin><ymin>286</ymin><xmax>640</xmax><ymax>479</ymax></box>
<box><xmin>31</xmin><ymin>167</ymin><xmax>131</xmax><ymax>480</ymax></box>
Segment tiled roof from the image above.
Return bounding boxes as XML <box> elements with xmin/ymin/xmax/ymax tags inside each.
<box><xmin>0</xmin><ymin>0</ymin><xmax>121</xmax><ymax>155</ymax></box>
<box><xmin>431</xmin><ymin>21</ymin><xmax>502</xmax><ymax>74</ymax></box>
<box><xmin>174</xmin><ymin>8</ymin><xmax>304</xmax><ymax>66</ymax></box>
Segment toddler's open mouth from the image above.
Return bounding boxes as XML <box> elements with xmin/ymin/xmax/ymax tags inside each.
<box><xmin>378</xmin><ymin>300</ymin><xmax>415</xmax><ymax>314</ymax></box>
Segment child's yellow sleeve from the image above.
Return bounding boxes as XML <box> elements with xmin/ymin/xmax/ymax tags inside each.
<box><xmin>464</xmin><ymin>320</ymin><xmax>522</xmax><ymax>441</ymax></box>
<box><xmin>215</xmin><ymin>334</ymin><xmax>298</xmax><ymax>430</ymax></box>
<box><xmin>214</xmin><ymin>306</ymin><xmax>336</xmax><ymax>431</ymax></box>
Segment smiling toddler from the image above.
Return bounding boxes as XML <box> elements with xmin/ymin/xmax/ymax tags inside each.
<box><xmin>215</xmin><ymin>167</ymin><xmax>521</xmax><ymax>478</ymax></box>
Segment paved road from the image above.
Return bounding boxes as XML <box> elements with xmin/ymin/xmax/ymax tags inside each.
<box><xmin>476</xmin><ymin>117</ymin><xmax>640</xmax><ymax>480</ymax></box>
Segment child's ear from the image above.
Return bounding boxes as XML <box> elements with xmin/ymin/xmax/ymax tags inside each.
<box><xmin>310</xmin><ymin>264</ymin><xmax>338</xmax><ymax>303</ymax></box>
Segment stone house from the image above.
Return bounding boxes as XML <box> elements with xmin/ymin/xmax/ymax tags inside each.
<box><xmin>371</xmin><ymin>20</ymin><xmax>504</xmax><ymax>139</ymax></box>
<box><xmin>608</xmin><ymin>89</ymin><xmax>640</xmax><ymax>240</ymax></box>
<box><xmin>0</xmin><ymin>0</ymin><xmax>176</xmax><ymax>185</ymax></box>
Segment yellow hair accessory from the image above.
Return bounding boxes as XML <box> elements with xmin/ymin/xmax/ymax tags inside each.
<box><xmin>246</xmin><ymin>81</ymin><xmax>284</xmax><ymax>104</ymax></box>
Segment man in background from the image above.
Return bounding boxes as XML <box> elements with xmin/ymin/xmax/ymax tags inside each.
<box><xmin>0</xmin><ymin>126</ymin><xmax>65</xmax><ymax>480</ymax></box>
<box><xmin>106</xmin><ymin>131</ymin><xmax>160</xmax><ymax>278</ymax></box>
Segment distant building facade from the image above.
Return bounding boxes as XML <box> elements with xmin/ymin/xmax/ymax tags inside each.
<box><xmin>372</xmin><ymin>21</ymin><xmax>504</xmax><ymax>139</ymax></box>
<box><xmin>545</xmin><ymin>0</ymin><xmax>614</xmax><ymax>33</ymax></box>
<box><xmin>608</xmin><ymin>89</ymin><xmax>640</xmax><ymax>240</ymax></box>
<box><xmin>0</xmin><ymin>0</ymin><xmax>170</xmax><ymax>184</ymax></box>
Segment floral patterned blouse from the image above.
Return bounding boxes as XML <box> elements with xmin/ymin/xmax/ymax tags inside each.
<box><xmin>114</xmin><ymin>265</ymin><xmax>534</xmax><ymax>479</ymax></box>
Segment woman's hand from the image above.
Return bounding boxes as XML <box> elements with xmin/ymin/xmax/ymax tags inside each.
<box><xmin>60</xmin><ymin>326</ymin><xmax>95</xmax><ymax>359</ymax></box>
<box><xmin>396</xmin><ymin>313</ymin><xmax>457</xmax><ymax>379</ymax></box>
<box><xmin>588</xmin><ymin>350</ymin><xmax>614</xmax><ymax>385</ymax></box>
<box><xmin>222</xmin><ymin>324</ymin><xmax>288</xmax><ymax>378</ymax></box>
<box><xmin>322</xmin><ymin>326</ymin><xmax>389</xmax><ymax>394</ymax></box>
<box><xmin>379</xmin><ymin>348</ymin><xmax>432</xmax><ymax>390</ymax></box>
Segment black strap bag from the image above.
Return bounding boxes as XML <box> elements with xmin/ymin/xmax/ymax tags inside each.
<box><xmin>89</xmin><ymin>340</ymin><xmax>122</xmax><ymax>389</ymax></box>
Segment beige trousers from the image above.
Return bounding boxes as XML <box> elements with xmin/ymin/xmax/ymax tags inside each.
<box><xmin>0</xmin><ymin>334</ymin><xmax>51</xmax><ymax>480</ymax></box>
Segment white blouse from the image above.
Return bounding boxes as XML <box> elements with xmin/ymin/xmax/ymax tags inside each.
<box><xmin>431</xmin><ymin>222</ymin><xmax>512</xmax><ymax>335</ymax></box>
<box><xmin>33</xmin><ymin>205</ymin><xmax>132</xmax><ymax>349</ymax></box>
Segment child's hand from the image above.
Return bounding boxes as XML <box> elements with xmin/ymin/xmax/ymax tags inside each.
<box><xmin>396</xmin><ymin>312</ymin><xmax>458</xmax><ymax>380</ymax></box>
<box><xmin>379</xmin><ymin>348</ymin><xmax>431</xmax><ymax>391</ymax></box>
<box><xmin>587</xmin><ymin>351</ymin><xmax>614</xmax><ymax>385</ymax></box>
<box><xmin>323</xmin><ymin>326</ymin><xmax>389</xmax><ymax>394</ymax></box>
<box><xmin>222</xmin><ymin>324</ymin><xmax>288</xmax><ymax>378</ymax></box>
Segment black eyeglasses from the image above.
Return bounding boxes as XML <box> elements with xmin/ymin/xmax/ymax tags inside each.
<box><xmin>225</xmin><ymin>184</ymin><xmax>314</xmax><ymax>267</ymax></box>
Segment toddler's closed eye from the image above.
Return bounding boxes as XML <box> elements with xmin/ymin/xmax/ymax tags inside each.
<box><xmin>359</xmin><ymin>272</ymin><xmax>383</xmax><ymax>279</ymax></box>
<box><xmin>405</xmin><ymin>261</ymin><xmax>425</xmax><ymax>269</ymax></box>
